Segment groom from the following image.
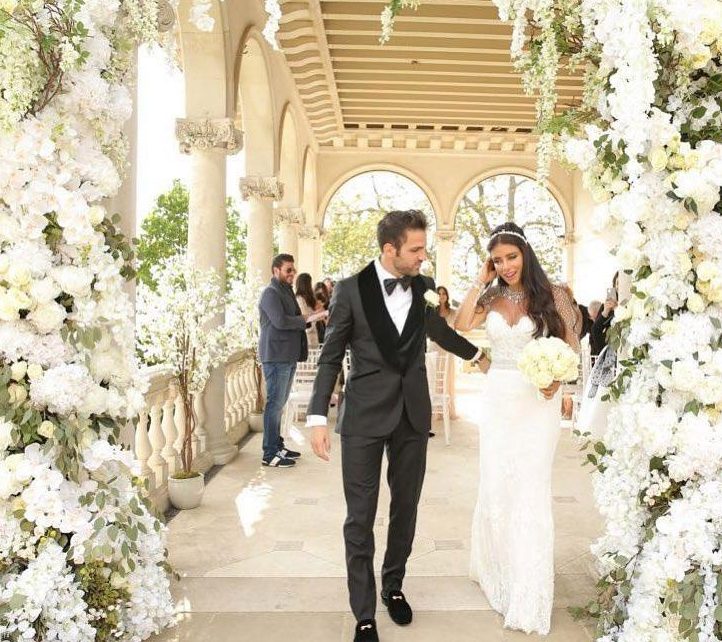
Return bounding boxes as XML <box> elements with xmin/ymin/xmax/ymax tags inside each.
<box><xmin>307</xmin><ymin>210</ymin><xmax>481</xmax><ymax>642</ymax></box>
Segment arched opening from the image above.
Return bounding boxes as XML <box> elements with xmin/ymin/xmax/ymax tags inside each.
<box><xmin>321</xmin><ymin>170</ymin><xmax>436</xmax><ymax>279</ymax></box>
<box><xmin>450</xmin><ymin>173</ymin><xmax>566</xmax><ymax>299</ymax></box>
<box><xmin>278</xmin><ymin>104</ymin><xmax>300</xmax><ymax>206</ymax></box>
<box><xmin>235</xmin><ymin>33</ymin><xmax>275</xmax><ymax>177</ymax></box>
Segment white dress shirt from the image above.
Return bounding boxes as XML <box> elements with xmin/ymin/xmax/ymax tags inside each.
<box><xmin>373</xmin><ymin>258</ymin><xmax>413</xmax><ymax>335</ymax></box>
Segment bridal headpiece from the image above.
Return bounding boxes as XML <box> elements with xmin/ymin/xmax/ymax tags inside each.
<box><xmin>489</xmin><ymin>230</ymin><xmax>527</xmax><ymax>244</ymax></box>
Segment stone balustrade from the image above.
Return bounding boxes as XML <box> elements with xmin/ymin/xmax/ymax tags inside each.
<box><xmin>132</xmin><ymin>350</ymin><xmax>258</xmax><ymax>512</ymax></box>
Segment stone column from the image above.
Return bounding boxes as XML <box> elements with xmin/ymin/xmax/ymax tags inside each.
<box><xmin>176</xmin><ymin>117</ymin><xmax>243</xmax><ymax>467</ymax></box>
<box><xmin>298</xmin><ymin>225</ymin><xmax>323</xmax><ymax>279</ymax></box>
<box><xmin>570</xmin><ymin>171</ymin><xmax>618</xmax><ymax>303</ymax></box>
<box><xmin>435</xmin><ymin>229</ymin><xmax>456</xmax><ymax>289</ymax></box>
<box><xmin>241</xmin><ymin>177</ymin><xmax>284</xmax><ymax>283</ymax></box>
<box><xmin>274</xmin><ymin>207</ymin><xmax>303</xmax><ymax>259</ymax></box>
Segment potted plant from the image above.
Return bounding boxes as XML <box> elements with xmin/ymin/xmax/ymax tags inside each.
<box><xmin>137</xmin><ymin>255</ymin><xmax>232</xmax><ymax>509</ymax></box>
<box><xmin>227</xmin><ymin>272</ymin><xmax>265</xmax><ymax>432</ymax></box>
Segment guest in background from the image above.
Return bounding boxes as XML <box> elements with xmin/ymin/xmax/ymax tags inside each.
<box><xmin>295</xmin><ymin>272</ymin><xmax>322</xmax><ymax>349</ymax></box>
<box><xmin>580</xmin><ymin>300</ymin><xmax>602</xmax><ymax>339</ymax></box>
<box><xmin>314</xmin><ymin>282</ymin><xmax>330</xmax><ymax>344</ymax></box>
<box><xmin>258</xmin><ymin>254</ymin><xmax>327</xmax><ymax>467</ymax></box>
<box><xmin>323</xmin><ymin>277</ymin><xmax>335</xmax><ymax>300</ymax></box>
<box><xmin>591</xmin><ymin>274</ymin><xmax>619</xmax><ymax>356</ymax></box>
<box><xmin>429</xmin><ymin>286</ymin><xmax>459</xmax><ymax>422</ymax></box>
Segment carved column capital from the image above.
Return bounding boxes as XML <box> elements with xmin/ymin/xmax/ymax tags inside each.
<box><xmin>157</xmin><ymin>0</ymin><xmax>176</xmax><ymax>32</ymax></box>
<box><xmin>175</xmin><ymin>118</ymin><xmax>243</xmax><ymax>154</ymax></box>
<box><xmin>436</xmin><ymin>229</ymin><xmax>457</xmax><ymax>242</ymax></box>
<box><xmin>274</xmin><ymin>207</ymin><xmax>304</xmax><ymax>226</ymax></box>
<box><xmin>298</xmin><ymin>224</ymin><xmax>323</xmax><ymax>240</ymax></box>
<box><xmin>239</xmin><ymin>176</ymin><xmax>284</xmax><ymax>202</ymax></box>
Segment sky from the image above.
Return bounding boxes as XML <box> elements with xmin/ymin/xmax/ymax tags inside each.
<box><xmin>135</xmin><ymin>45</ymin><xmax>247</xmax><ymax>232</ymax></box>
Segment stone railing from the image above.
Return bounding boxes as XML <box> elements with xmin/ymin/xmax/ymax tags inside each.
<box><xmin>131</xmin><ymin>350</ymin><xmax>258</xmax><ymax>512</ymax></box>
<box><xmin>225</xmin><ymin>348</ymin><xmax>259</xmax><ymax>444</ymax></box>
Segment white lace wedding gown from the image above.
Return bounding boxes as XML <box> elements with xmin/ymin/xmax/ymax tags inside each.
<box><xmin>469</xmin><ymin>292</ymin><xmax>576</xmax><ymax>636</ymax></box>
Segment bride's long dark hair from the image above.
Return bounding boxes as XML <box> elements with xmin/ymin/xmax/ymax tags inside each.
<box><xmin>487</xmin><ymin>222</ymin><xmax>564</xmax><ymax>340</ymax></box>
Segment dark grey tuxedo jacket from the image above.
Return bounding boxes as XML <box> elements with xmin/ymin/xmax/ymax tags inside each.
<box><xmin>307</xmin><ymin>261</ymin><xmax>478</xmax><ymax>437</ymax></box>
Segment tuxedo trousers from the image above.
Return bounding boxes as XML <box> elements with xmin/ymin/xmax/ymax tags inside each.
<box><xmin>340</xmin><ymin>409</ymin><xmax>429</xmax><ymax>622</ymax></box>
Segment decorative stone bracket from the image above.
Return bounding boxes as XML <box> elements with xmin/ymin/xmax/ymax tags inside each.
<box><xmin>298</xmin><ymin>225</ymin><xmax>324</xmax><ymax>240</ymax></box>
<box><xmin>274</xmin><ymin>207</ymin><xmax>304</xmax><ymax>226</ymax></box>
<box><xmin>436</xmin><ymin>229</ymin><xmax>457</xmax><ymax>242</ymax></box>
<box><xmin>175</xmin><ymin>118</ymin><xmax>243</xmax><ymax>154</ymax></box>
<box><xmin>240</xmin><ymin>176</ymin><xmax>284</xmax><ymax>202</ymax></box>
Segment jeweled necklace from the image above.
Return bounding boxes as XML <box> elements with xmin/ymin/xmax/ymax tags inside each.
<box><xmin>500</xmin><ymin>286</ymin><xmax>526</xmax><ymax>305</ymax></box>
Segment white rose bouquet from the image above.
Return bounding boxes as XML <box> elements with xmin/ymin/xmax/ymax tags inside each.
<box><xmin>517</xmin><ymin>337</ymin><xmax>579</xmax><ymax>395</ymax></box>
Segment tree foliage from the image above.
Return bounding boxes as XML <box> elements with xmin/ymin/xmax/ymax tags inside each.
<box><xmin>136</xmin><ymin>180</ymin><xmax>246</xmax><ymax>289</ymax></box>
<box><xmin>451</xmin><ymin>174</ymin><xmax>565</xmax><ymax>300</ymax></box>
<box><xmin>322</xmin><ymin>172</ymin><xmax>436</xmax><ymax>278</ymax></box>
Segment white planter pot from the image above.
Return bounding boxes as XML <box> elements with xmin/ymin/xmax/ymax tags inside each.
<box><xmin>168</xmin><ymin>473</ymin><xmax>205</xmax><ymax>510</ymax></box>
<box><xmin>248</xmin><ymin>411</ymin><xmax>264</xmax><ymax>432</ymax></box>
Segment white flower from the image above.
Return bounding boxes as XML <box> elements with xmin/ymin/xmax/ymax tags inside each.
<box><xmin>37</xmin><ymin>420</ymin><xmax>55</xmax><ymax>439</ymax></box>
<box><xmin>423</xmin><ymin>290</ymin><xmax>440</xmax><ymax>307</ymax></box>
<box><xmin>0</xmin><ymin>418</ymin><xmax>15</xmax><ymax>452</ymax></box>
<box><xmin>686</xmin><ymin>292</ymin><xmax>706</xmax><ymax>313</ymax></box>
<box><xmin>10</xmin><ymin>360</ymin><xmax>27</xmax><ymax>381</ymax></box>
<box><xmin>28</xmin><ymin>301</ymin><xmax>66</xmax><ymax>334</ymax></box>
<box><xmin>51</xmin><ymin>264</ymin><xmax>94</xmax><ymax>298</ymax></box>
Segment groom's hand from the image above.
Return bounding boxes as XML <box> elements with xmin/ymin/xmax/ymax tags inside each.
<box><xmin>310</xmin><ymin>426</ymin><xmax>331</xmax><ymax>461</ymax></box>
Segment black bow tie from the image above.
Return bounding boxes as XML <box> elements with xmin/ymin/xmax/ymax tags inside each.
<box><xmin>384</xmin><ymin>276</ymin><xmax>412</xmax><ymax>295</ymax></box>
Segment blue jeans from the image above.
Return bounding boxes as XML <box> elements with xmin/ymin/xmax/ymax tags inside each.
<box><xmin>262</xmin><ymin>362</ymin><xmax>297</xmax><ymax>460</ymax></box>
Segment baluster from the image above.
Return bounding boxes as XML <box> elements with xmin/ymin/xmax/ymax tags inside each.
<box><xmin>135</xmin><ymin>408</ymin><xmax>153</xmax><ymax>482</ymax></box>
<box><xmin>147</xmin><ymin>401</ymin><xmax>168</xmax><ymax>489</ymax></box>
<box><xmin>193</xmin><ymin>392</ymin><xmax>208</xmax><ymax>459</ymax></box>
<box><xmin>174</xmin><ymin>392</ymin><xmax>186</xmax><ymax>458</ymax></box>
<box><xmin>161</xmin><ymin>392</ymin><xmax>179</xmax><ymax>475</ymax></box>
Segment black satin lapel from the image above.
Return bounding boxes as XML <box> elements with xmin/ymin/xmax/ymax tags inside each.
<box><xmin>399</xmin><ymin>276</ymin><xmax>426</xmax><ymax>344</ymax></box>
<box><xmin>357</xmin><ymin>262</ymin><xmax>401</xmax><ymax>369</ymax></box>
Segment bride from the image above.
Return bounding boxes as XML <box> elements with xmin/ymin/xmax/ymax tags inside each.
<box><xmin>455</xmin><ymin>222</ymin><xmax>580</xmax><ymax>635</ymax></box>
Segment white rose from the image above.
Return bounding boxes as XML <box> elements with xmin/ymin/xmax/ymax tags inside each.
<box><xmin>30</xmin><ymin>278</ymin><xmax>61</xmax><ymax>304</ymax></box>
<box><xmin>52</xmin><ymin>265</ymin><xmax>94</xmax><ymax>298</ymax></box>
<box><xmin>0</xmin><ymin>419</ymin><xmax>14</xmax><ymax>452</ymax></box>
<box><xmin>424</xmin><ymin>290</ymin><xmax>440</xmax><ymax>307</ymax></box>
<box><xmin>0</xmin><ymin>288</ymin><xmax>20</xmax><ymax>321</ymax></box>
<box><xmin>6</xmin><ymin>264</ymin><xmax>31</xmax><ymax>288</ymax></box>
<box><xmin>615</xmin><ymin>304</ymin><xmax>631</xmax><ymax>322</ymax></box>
<box><xmin>88</xmin><ymin>206</ymin><xmax>106</xmax><ymax>226</ymax></box>
<box><xmin>28</xmin><ymin>301</ymin><xmax>66</xmax><ymax>334</ymax></box>
<box><xmin>0</xmin><ymin>254</ymin><xmax>8</xmax><ymax>276</ymax></box>
<box><xmin>697</xmin><ymin>261</ymin><xmax>718</xmax><ymax>282</ymax></box>
<box><xmin>648</xmin><ymin>147</ymin><xmax>668</xmax><ymax>171</ymax></box>
<box><xmin>8</xmin><ymin>383</ymin><xmax>27</xmax><ymax>405</ymax></box>
<box><xmin>26</xmin><ymin>363</ymin><xmax>43</xmax><ymax>380</ymax></box>
<box><xmin>687</xmin><ymin>292</ymin><xmax>706</xmax><ymax>313</ymax></box>
<box><xmin>10</xmin><ymin>361</ymin><xmax>27</xmax><ymax>381</ymax></box>
<box><xmin>37</xmin><ymin>420</ymin><xmax>55</xmax><ymax>439</ymax></box>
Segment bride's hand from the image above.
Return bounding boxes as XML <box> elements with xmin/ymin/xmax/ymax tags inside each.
<box><xmin>540</xmin><ymin>381</ymin><xmax>561</xmax><ymax>399</ymax></box>
<box><xmin>478</xmin><ymin>258</ymin><xmax>497</xmax><ymax>287</ymax></box>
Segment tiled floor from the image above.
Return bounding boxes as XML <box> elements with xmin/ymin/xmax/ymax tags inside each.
<box><xmin>153</xmin><ymin>373</ymin><xmax>601</xmax><ymax>641</ymax></box>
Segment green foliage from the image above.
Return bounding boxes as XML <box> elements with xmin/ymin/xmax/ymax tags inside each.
<box><xmin>322</xmin><ymin>172</ymin><xmax>436</xmax><ymax>279</ymax></box>
<box><xmin>452</xmin><ymin>174</ymin><xmax>565</xmax><ymax>299</ymax></box>
<box><xmin>136</xmin><ymin>180</ymin><xmax>246</xmax><ymax>289</ymax></box>
<box><xmin>77</xmin><ymin>560</ymin><xmax>131</xmax><ymax>642</ymax></box>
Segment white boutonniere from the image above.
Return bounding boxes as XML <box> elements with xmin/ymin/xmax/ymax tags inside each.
<box><xmin>424</xmin><ymin>290</ymin><xmax>440</xmax><ymax>308</ymax></box>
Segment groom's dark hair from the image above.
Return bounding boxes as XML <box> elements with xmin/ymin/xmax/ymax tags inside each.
<box><xmin>377</xmin><ymin>210</ymin><xmax>427</xmax><ymax>251</ymax></box>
